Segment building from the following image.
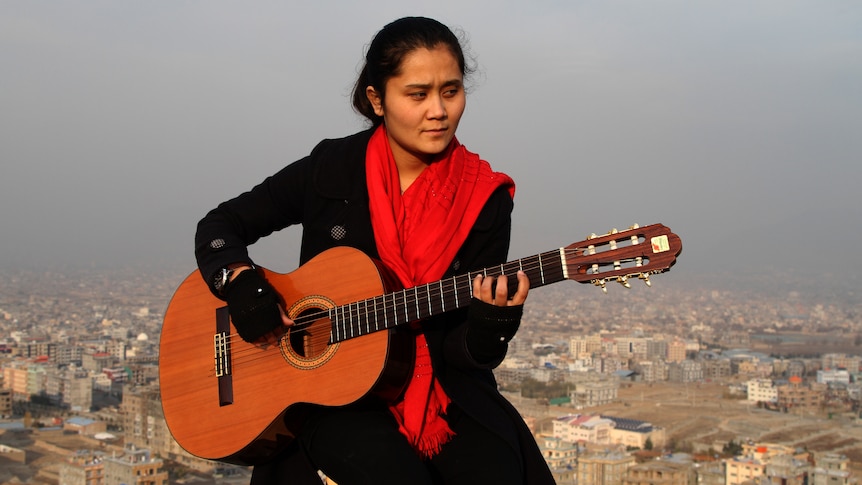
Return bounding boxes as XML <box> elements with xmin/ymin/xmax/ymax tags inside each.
<box><xmin>701</xmin><ymin>358</ymin><xmax>732</xmax><ymax>380</ymax></box>
<box><xmin>537</xmin><ymin>436</ymin><xmax>579</xmax><ymax>484</ymax></box>
<box><xmin>102</xmin><ymin>446</ymin><xmax>168</xmax><ymax>485</ymax></box>
<box><xmin>571</xmin><ymin>380</ymin><xmax>618</xmax><ymax>408</ymax></box>
<box><xmin>570</xmin><ymin>334</ymin><xmax>603</xmax><ymax>359</ymax></box>
<box><xmin>777</xmin><ymin>376</ymin><xmax>823</xmax><ymax>413</ymax></box>
<box><xmin>764</xmin><ymin>453</ymin><xmax>810</xmax><ymax>485</ymax></box>
<box><xmin>578</xmin><ymin>450</ymin><xmax>636</xmax><ymax>485</ymax></box>
<box><xmin>59</xmin><ymin>450</ymin><xmax>106</xmax><ymax>485</ymax></box>
<box><xmin>667</xmin><ymin>360</ymin><xmax>703</xmax><ymax>383</ymax></box>
<box><xmin>81</xmin><ymin>352</ymin><xmax>115</xmax><ymax>374</ymax></box>
<box><xmin>667</xmin><ymin>339</ymin><xmax>687</xmax><ymax>363</ymax></box>
<box><xmin>747</xmin><ymin>378</ymin><xmax>778</xmax><ymax>404</ymax></box>
<box><xmin>64</xmin><ymin>416</ymin><xmax>107</xmax><ymax>436</ymax></box>
<box><xmin>821</xmin><ymin>354</ymin><xmax>861</xmax><ymax>373</ymax></box>
<box><xmin>622</xmin><ymin>460</ymin><xmax>696</xmax><ymax>485</ymax></box>
<box><xmin>553</xmin><ymin>414</ymin><xmax>614</xmax><ymax>445</ymax></box>
<box><xmin>65</xmin><ymin>369</ymin><xmax>94</xmax><ymax>412</ymax></box>
<box><xmin>812</xmin><ymin>453</ymin><xmax>854</xmax><ymax>485</ymax></box>
<box><xmin>603</xmin><ymin>416</ymin><xmax>666</xmax><ymax>450</ymax></box>
<box><xmin>817</xmin><ymin>369</ymin><xmax>851</xmax><ymax>386</ymax></box>
<box><xmin>726</xmin><ymin>456</ymin><xmax>766</xmax><ymax>485</ymax></box>
<box><xmin>0</xmin><ymin>387</ymin><xmax>11</xmax><ymax>417</ymax></box>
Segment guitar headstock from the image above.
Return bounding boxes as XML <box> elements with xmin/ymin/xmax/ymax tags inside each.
<box><xmin>564</xmin><ymin>223</ymin><xmax>682</xmax><ymax>292</ymax></box>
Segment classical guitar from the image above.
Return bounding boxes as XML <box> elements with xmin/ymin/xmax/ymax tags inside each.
<box><xmin>159</xmin><ymin>223</ymin><xmax>681</xmax><ymax>464</ymax></box>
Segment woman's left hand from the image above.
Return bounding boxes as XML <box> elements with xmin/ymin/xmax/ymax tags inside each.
<box><xmin>472</xmin><ymin>270</ymin><xmax>530</xmax><ymax>307</ymax></box>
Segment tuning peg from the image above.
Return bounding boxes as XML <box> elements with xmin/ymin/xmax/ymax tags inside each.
<box><xmin>619</xmin><ymin>276</ymin><xmax>631</xmax><ymax>289</ymax></box>
<box><xmin>639</xmin><ymin>273</ymin><xmax>652</xmax><ymax>287</ymax></box>
<box><xmin>593</xmin><ymin>279</ymin><xmax>608</xmax><ymax>293</ymax></box>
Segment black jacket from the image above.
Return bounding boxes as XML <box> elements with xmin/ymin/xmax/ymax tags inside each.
<box><xmin>195</xmin><ymin>129</ymin><xmax>554</xmax><ymax>484</ymax></box>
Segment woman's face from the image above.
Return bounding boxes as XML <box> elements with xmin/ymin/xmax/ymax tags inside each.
<box><xmin>367</xmin><ymin>45</ymin><xmax>466</xmax><ymax>166</ymax></box>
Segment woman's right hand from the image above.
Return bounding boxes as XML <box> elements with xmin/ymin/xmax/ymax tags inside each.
<box><xmin>224</xmin><ymin>268</ymin><xmax>294</xmax><ymax>344</ymax></box>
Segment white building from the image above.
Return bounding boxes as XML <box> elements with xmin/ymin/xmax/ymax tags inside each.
<box><xmin>816</xmin><ymin>369</ymin><xmax>850</xmax><ymax>386</ymax></box>
<box><xmin>747</xmin><ymin>378</ymin><xmax>778</xmax><ymax>404</ymax></box>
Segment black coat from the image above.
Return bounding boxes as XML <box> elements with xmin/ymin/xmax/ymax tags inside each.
<box><xmin>195</xmin><ymin>129</ymin><xmax>555</xmax><ymax>484</ymax></box>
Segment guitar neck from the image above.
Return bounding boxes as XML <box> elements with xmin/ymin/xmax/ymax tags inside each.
<box><xmin>327</xmin><ymin>249</ymin><xmax>567</xmax><ymax>343</ymax></box>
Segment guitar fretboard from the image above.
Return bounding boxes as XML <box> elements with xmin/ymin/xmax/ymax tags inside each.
<box><xmin>328</xmin><ymin>249</ymin><xmax>568</xmax><ymax>343</ymax></box>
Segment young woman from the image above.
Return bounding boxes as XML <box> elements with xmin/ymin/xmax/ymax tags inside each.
<box><xmin>195</xmin><ymin>16</ymin><xmax>555</xmax><ymax>485</ymax></box>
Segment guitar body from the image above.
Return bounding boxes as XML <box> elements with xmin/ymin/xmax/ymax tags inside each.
<box><xmin>159</xmin><ymin>247</ymin><xmax>414</xmax><ymax>465</ymax></box>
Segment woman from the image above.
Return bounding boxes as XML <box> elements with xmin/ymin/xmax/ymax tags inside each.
<box><xmin>195</xmin><ymin>16</ymin><xmax>555</xmax><ymax>485</ymax></box>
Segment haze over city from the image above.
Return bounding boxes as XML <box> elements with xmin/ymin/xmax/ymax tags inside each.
<box><xmin>2</xmin><ymin>1</ymin><xmax>860</xmax><ymax>284</ymax></box>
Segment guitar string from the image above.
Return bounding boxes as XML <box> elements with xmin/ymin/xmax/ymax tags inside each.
<box><xmin>218</xmin><ymin>248</ymin><xmax>660</xmax><ymax>370</ymax></box>
<box><xmin>220</xmin><ymin>249</ymin><xmax>659</xmax><ymax>371</ymax></box>
<box><xmin>216</xmin><ymin>252</ymin><xmax>559</xmax><ymax>369</ymax></box>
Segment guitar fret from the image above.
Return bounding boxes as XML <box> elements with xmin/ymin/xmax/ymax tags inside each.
<box><xmin>373</xmin><ymin>296</ymin><xmax>379</xmax><ymax>332</ymax></box>
<box><xmin>538</xmin><ymin>253</ymin><xmax>545</xmax><ymax>285</ymax></box>
<box><xmin>439</xmin><ymin>281</ymin><xmax>445</xmax><ymax>313</ymax></box>
<box><xmin>330</xmin><ymin>308</ymin><xmax>336</xmax><ymax>342</ymax></box>
<box><xmin>382</xmin><ymin>293</ymin><xmax>389</xmax><ymax>329</ymax></box>
<box><xmin>363</xmin><ymin>300</ymin><xmax>369</xmax><ymax>335</ymax></box>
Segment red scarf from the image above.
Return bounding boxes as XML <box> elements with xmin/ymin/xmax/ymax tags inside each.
<box><xmin>365</xmin><ymin>125</ymin><xmax>515</xmax><ymax>458</ymax></box>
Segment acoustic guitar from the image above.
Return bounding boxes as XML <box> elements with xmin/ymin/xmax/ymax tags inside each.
<box><xmin>159</xmin><ymin>223</ymin><xmax>681</xmax><ymax>464</ymax></box>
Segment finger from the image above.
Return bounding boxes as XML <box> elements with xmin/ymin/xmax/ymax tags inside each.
<box><xmin>494</xmin><ymin>275</ymin><xmax>510</xmax><ymax>306</ymax></box>
<box><xmin>472</xmin><ymin>274</ymin><xmax>483</xmax><ymax>299</ymax></box>
<box><xmin>509</xmin><ymin>270</ymin><xmax>530</xmax><ymax>305</ymax></box>
<box><xmin>279</xmin><ymin>306</ymin><xmax>295</xmax><ymax>327</ymax></box>
<box><xmin>474</xmin><ymin>274</ymin><xmax>493</xmax><ymax>303</ymax></box>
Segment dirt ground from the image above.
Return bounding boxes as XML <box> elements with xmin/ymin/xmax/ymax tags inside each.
<box><xmin>543</xmin><ymin>380</ymin><xmax>862</xmax><ymax>472</ymax></box>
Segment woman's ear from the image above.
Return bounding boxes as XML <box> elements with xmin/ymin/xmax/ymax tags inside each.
<box><xmin>366</xmin><ymin>86</ymin><xmax>384</xmax><ymax>117</ymax></box>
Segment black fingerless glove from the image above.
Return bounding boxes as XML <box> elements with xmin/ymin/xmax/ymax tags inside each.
<box><xmin>224</xmin><ymin>270</ymin><xmax>283</xmax><ymax>343</ymax></box>
<box><xmin>466</xmin><ymin>298</ymin><xmax>523</xmax><ymax>364</ymax></box>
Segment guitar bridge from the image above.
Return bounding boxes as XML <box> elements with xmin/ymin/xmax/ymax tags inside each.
<box><xmin>214</xmin><ymin>331</ymin><xmax>231</xmax><ymax>377</ymax></box>
<box><xmin>215</xmin><ymin>306</ymin><xmax>234</xmax><ymax>406</ymax></box>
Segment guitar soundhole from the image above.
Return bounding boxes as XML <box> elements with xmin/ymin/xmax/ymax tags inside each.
<box><xmin>281</xmin><ymin>296</ymin><xmax>339</xmax><ymax>369</ymax></box>
<box><xmin>288</xmin><ymin>307</ymin><xmax>331</xmax><ymax>358</ymax></box>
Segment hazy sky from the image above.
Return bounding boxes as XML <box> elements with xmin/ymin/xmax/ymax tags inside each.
<box><xmin>2</xmin><ymin>1</ymin><xmax>860</xmax><ymax>285</ymax></box>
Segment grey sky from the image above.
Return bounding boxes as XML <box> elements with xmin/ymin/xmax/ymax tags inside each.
<box><xmin>2</xmin><ymin>1</ymin><xmax>860</xmax><ymax>285</ymax></box>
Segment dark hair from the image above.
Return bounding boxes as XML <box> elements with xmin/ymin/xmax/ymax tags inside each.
<box><xmin>352</xmin><ymin>17</ymin><xmax>472</xmax><ymax>126</ymax></box>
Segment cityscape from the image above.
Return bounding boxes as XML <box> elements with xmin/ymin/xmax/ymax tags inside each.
<box><xmin>1</xmin><ymin>263</ymin><xmax>861</xmax><ymax>484</ymax></box>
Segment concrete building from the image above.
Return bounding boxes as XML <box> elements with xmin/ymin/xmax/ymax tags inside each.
<box><xmin>747</xmin><ymin>378</ymin><xmax>778</xmax><ymax>404</ymax></box>
<box><xmin>667</xmin><ymin>360</ymin><xmax>703</xmax><ymax>383</ymax></box>
<box><xmin>578</xmin><ymin>450</ymin><xmax>636</xmax><ymax>485</ymax></box>
<box><xmin>537</xmin><ymin>436</ymin><xmax>579</xmax><ymax>484</ymax></box>
<box><xmin>59</xmin><ymin>450</ymin><xmax>106</xmax><ymax>485</ymax></box>
<box><xmin>812</xmin><ymin>453</ymin><xmax>854</xmax><ymax>485</ymax></box>
<box><xmin>764</xmin><ymin>453</ymin><xmax>810</xmax><ymax>485</ymax></box>
<box><xmin>622</xmin><ymin>460</ymin><xmax>696</xmax><ymax>485</ymax></box>
<box><xmin>604</xmin><ymin>416</ymin><xmax>666</xmax><ymax>450</ymax></box>
<box><xmin>777</xmin><ymin>376</ymin><xmax>823</xmax><ymax>413</ymax></box>
<box><xmin>667</xmin><ymin>338</ymin><xmax>687</xmax><ymax>363</ymax></box>
<box><xmin>102</xmin><ymin>446</ymin><xmax>168</xmax><ymax>485</ymax></box>
<box><xmin>817</xmin><ymin>369</ymin><xmax>851</xmax><ymax>386</ymax></box>
<box><xmin>726</xmin><ymin>455</ymin><xmax>766</xmax><ymax>485</ymax></box>
<box><xmin>553</xmin><ymin>414</ymin><xmax>614</xmax><ymax>445</ymax></box>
